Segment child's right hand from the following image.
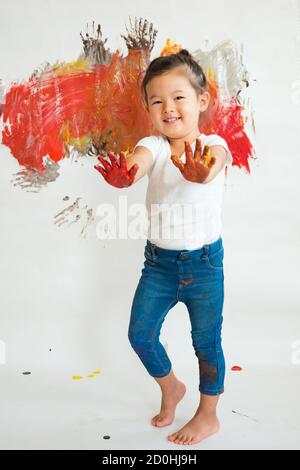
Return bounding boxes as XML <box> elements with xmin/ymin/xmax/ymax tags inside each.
<box><xmin>94</xmin><ymin>151</ymin><xmax>139</xmax><ymax>188</ymax></box>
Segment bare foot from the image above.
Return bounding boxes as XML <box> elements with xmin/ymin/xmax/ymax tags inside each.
<box><xmin>151</xmin><ymin>381</ymin><xmax>186</xmax><ymax>427</ymax></box>
<box><xmin>167</xmin><ymin>412</ymin><xmax>220</xmax><ymax>445</ymax></box>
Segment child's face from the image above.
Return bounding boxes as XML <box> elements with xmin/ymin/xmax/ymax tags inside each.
<box><xmin>145</xmin><ymin>68</ymin><xmax>210</xmax><ymax>140</ymax></box>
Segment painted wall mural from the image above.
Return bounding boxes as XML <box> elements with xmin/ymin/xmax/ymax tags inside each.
<box><xmin>0</xmin><ymin>17</ymin><xmax>256</xmax><ymax>236</ymax></box>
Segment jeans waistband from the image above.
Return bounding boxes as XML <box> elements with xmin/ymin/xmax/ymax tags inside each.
<box><xmin>146</xmin><ymin>237</ymin><xmax>223</xmax><ymax>260</ymax></box>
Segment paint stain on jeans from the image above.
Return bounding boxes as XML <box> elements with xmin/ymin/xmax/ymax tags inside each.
<box><xmin>196</xmin><ymin>352</ymin><xmax>218</xmax><ymax>385</ymax></box>
<box><xmin>180</xmin><ymin>279</ymin><xmax>193</xmax><ymax>285</ymax></box>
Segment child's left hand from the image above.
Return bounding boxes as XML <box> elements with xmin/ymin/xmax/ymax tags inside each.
<box><xmin>170</xmin><ymin>138</ymin><xmax>216</xmax><ymax>183</ymax></box>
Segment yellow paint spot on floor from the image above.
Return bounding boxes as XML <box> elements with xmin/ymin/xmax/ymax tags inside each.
<box><xmin>72</xmin><ymin>370</ymin><xmax>101</xmax><ymax>380</ymax></box>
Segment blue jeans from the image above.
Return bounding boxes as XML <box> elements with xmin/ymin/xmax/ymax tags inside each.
<box><xmin>128</xmin><ymin>237</ymin><xmax>225</xmax><ymax>396</ymax></box>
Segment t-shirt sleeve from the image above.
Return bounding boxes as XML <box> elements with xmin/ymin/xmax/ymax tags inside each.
<box><xmin>203</xmin><ymin>134</ymin><xmax>233</xmax><ymax>167</ymax></box>
<box><xmin>133</xmin><ymin>135</ymin><xmax>161</xmax><ymax>166</ymax></box>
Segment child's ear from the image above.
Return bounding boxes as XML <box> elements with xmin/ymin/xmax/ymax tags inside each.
<box><xmin>199</xmin><ymin>91</ymin><xmax>210</xmax><ymax>112</ymax></box>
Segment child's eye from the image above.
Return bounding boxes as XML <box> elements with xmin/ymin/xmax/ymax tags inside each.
<box><xmin>152</xmin><ymin>96</ymin><xmax>184</xmax><ymax>105</ymax></box>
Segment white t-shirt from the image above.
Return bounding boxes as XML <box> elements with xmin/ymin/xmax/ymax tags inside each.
<box><xmin>134</xmin><ymin>133</ymin><xmax>233</xmax><ymax>250</ymax></box>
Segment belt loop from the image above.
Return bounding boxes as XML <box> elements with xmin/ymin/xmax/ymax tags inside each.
<box><xmin>150</xmin><ymin>243</ymin><xmax>158</xmax><ymax>260</ymax></box>
<box><xmin>201</xmin><ymin>244</ymin><xmax>210</xmax><ymax>259</ymax></box>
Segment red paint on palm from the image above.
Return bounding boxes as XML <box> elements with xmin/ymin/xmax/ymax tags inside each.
<box><xmin>94</xmin><ymin>151</ymin><xmax>138</xmax><ymax>188</ymax></box>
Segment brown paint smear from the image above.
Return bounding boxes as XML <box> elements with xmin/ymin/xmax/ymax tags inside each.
<box><xmin>197</xmin><ymin>352</ymin><xmax>218</xmax><ymax>386</ymax></box>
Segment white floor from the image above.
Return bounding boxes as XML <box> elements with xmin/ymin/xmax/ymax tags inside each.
<box><xmin>1</xmin><ymin>363</ymin><xmax>300</xmax><ymax>450</ymax></box>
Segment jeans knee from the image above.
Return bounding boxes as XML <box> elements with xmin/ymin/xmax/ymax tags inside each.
<box><xmin>128</xmin><ymin>328</ymin><xmax>146</xmax><ymax>350</ymax></box>
<box><xmin>191</xmin><ymin>329</ymin><xmax>222</xmax><ymax>352</ymax></box>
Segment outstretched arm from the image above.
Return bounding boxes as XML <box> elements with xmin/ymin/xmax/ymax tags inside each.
<box><xmin>126</xmin><ymin>145</ymin><xmax>155</xmax><ymax>184</ymax></box>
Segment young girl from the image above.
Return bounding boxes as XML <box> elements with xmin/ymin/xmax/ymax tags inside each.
<box><xmin>94</xmin><ymin>49</ymin><xmax>233</xmax><ymax>446</ymax></box>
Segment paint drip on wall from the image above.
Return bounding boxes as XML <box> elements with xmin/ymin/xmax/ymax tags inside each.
<box><xmin>54</xmin><ymin>196</ymin><xmax>94</xmax><ymax>239</ymax></box>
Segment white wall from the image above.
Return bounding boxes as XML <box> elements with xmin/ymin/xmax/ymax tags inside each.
<box><xmin>0</xmin><ymin>0</ymin><xmax>299</xmax><ymax>380</ymax></box>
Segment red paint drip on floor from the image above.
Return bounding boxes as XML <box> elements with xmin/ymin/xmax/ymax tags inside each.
<box><xmin>231</xmin><ymin>365</ymin><xmax>243</xmax><ymax>371</ymax></box>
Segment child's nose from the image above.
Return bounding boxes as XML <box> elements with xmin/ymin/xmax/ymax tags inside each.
<box><xmin>162</xmin><ymin>108</ymin><xmax>178</xmax><ymax>117</ymax></box>
<box><xmin>163</xmin><ymin>101</ymin><xmax>178</xmax><ymax>113</ymax></box>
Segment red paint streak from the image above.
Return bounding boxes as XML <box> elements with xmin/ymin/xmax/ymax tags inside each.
<box><xmin>200</xmin><ymin>80</ymin><xmax>255</xmax><ymax>174</ymax></box>
<box><xmin>231</xmin><ymin>365</ymin><xmax>243</xmax><ymax>371</ymax></box>
<box><xmin>2</xmin><ymin>71</ymin><xmax>99</xmax><ymax>170</ymax></box>
<box><xmin>2</xmin><ymin>50</ymin><xmax>153</xmax><ymax>171</ymax></box>
<box><xmin>1</xmin><ymin>48</ymin><xmax>255</xmax><ymax>175</ymax></box>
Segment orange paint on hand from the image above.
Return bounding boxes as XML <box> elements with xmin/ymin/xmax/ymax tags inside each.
<box><xmin>170</xmin><ymin>139</ymin><xmax>216</xmax><ymax>183</ymax></box>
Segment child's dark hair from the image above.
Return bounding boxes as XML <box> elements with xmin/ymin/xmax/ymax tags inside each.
<box><xmin>141</xmin><ymin>49</ymin><xmax>208</xmax><ymax>107</ymax></box>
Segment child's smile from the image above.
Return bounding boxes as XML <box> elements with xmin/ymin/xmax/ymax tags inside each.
<box><xmin>163</xmin><ymin>116</ymin><xmax>182</xmax><ymax>125</ymax></box>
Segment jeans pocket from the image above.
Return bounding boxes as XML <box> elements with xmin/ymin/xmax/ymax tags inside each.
<box><xmin>206</xmin><ymin>247</ymin><xmax>224</xmax><ymax>270</ymax></box>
